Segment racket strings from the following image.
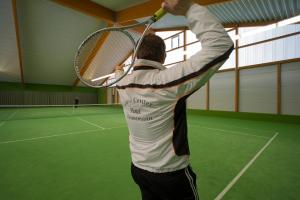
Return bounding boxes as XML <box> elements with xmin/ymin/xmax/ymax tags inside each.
<box><xmin>75</xmin><ymin>21</ymin><xmax>153</xmax><ymax>87</ymax></box>
<box><xmin>76</xmin><ymin>29</ymin><xmax>136</xmax><ymax>87</ymax></box>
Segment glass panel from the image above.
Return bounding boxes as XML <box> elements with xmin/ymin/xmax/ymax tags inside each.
<box><xmin>164</xmin><ymin>47</ymin><xmax>184</xmax><ymax>65</ymax></box>
<box><xmin>186</xmin><ymin>30</ymin><xmax>198</xmax><ymax>44</ymax></box>
<box><xmin>239</xmin><ymin>24</ymin><xmax>300</xmax><ymax>46</ymax></box>
<box><xmin>239</xmin><ymin>34</ymin><xmax>300</xmax><ymax>66</ymax></box>
<box><xmin>219</xmin><ymin>49</ymin><xmax>235</xmax><ymax>70</ymax></box>
<box><xmin>171</xmin><ymin>35</ymin><xmax>180</xmax><ymax>49</ymax></box>
<box><xmin>165</xmin><ymin>32</ymin><xmax>184</xmax><ymax>51</ymax></box>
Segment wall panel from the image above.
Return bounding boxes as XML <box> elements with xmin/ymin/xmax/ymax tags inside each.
<box><xmin>281</xmin><ymin>62</ymin><xmax>300</xmax><ymax>115</ymax></box>
<box><xmin>0</xmin><ymin>91</ymin><xmax>97</xmax><ymax>105</ymax></box>
<box><xmin>240</xmin><ymin>65</ymin><xmax>277</xmax><ymax>114</ymax></box>
<box><xmin>210</xmin><ymin>71</ymin><xmax>235</xmax><ymax>111</ymax></box>
<box><xmin>187</xmin><ymin>85</ymin><xmax>206</xmax><ymax>109</ymax></box>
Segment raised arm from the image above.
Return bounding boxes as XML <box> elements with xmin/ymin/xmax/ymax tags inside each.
<box><xmin>157</xmin><ymin>1</ymin><xmax>234</xmax><ymax>98</ymax></box>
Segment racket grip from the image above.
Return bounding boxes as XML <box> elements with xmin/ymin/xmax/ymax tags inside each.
<box><xmin>152</xmin><ymin>8</ymin><xmax>166</xmax><ymax>22</ymax></box>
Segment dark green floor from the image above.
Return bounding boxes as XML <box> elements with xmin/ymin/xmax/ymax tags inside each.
<box><xmin>0</xmin><ymin>107</ymin><xmax>299</xmax><ymax>200</ymax></box>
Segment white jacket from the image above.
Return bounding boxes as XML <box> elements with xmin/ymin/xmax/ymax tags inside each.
<box><xmin>116</xmin><ymin>4</ymin><xmax>234</xmax><ymax>173</ymax></box>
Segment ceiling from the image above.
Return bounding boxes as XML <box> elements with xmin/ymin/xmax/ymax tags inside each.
<box><xmin>1</xmin><ymin>0</ymin><xmax>299</xmax><ymax>87</ymax></box>
<box><xmin>91</xmin><ymin>0</ymin><xmax>148</xmax><ymax>11</ymax></box>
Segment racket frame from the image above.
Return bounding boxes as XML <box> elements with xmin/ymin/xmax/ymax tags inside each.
<box><xmin>74</xmin><ymin>9</ymin><xmax>165</xmax><ymax>88</ymax></box>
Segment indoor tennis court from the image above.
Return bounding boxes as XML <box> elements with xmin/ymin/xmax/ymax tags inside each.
<box><xmin>0</xmin><ymin>106</ymin><xmax>299</xmax><ymax>199</ymax></box>
<box><xmin>1</xmin><ymin>0</ymin><xmax>300</xmax><ymax>200</ymax></box>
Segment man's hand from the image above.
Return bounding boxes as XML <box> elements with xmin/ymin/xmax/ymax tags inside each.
<box><xmin>162</xmin><ymin>0</ymin><xmax>194</xmax><ymax>16</ymax></box>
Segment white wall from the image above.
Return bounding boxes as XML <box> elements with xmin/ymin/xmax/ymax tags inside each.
<box><xmin>209</xmin><ymin>71</ymin><xmax>235</xmax><ymax>111</ymax></box>
<box><xmin>187</xmin><ymin>84</ymin><xmax>206</xmax><ymax>109</ymax></box>
<box><xmin>281</xmin><ymin>62</ymin><xmax>300</xmax><ymax>115</ymax></box>
<box><xmin>239</xmin><ymin>65</ymin><xmax>277</xmax><ymax>114</ymax></box>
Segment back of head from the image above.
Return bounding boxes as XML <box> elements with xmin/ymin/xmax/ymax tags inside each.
<box><xmin>137</xmin><ymin>33</ymin><xmax>166</xmax><ymax>63</ymax></box>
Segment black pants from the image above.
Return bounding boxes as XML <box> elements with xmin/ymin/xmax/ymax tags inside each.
<box><xmin>131</xmin><ymin>163</ymin><xmax>199</xmax><ymax>200</ymax></box>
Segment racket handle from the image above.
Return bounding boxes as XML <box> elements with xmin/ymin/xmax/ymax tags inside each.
<box><xmin>152</xmin><ymin>8</ymin><xmax>166</xmax><ymax>22</ymax></box>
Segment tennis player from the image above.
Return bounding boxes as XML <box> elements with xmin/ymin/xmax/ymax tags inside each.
<box><xmin>116</xmin><ymin>0</ymin><xmax>234</xmax><ymax>199</ymax></box>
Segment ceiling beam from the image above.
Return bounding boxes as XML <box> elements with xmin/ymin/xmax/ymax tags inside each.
<box><xmin>116</xmin><ymin>0</ymin><xmax>233</xmax><ymax>23</ymax></box>
<box><xmin>12</xmin><ymin>0</ymin><xmax>24</xmax><ymax>85</ymax></box>
<box><xmin>52</xmin><ymin>0</ymin><xmax>115</xmax><ymax>23</ymax></box>
<box><xmin>73</xmin><ymin>31</ymin><xmax>111</xmax><ymax>86</ymax></box>
<box><xmin>223</xmin><ymin>21</ymin><xmax>276</xmax><ymax>28</ymax></box>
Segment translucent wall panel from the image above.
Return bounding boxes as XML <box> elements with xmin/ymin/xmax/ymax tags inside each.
<box><xmin>164</xmin><ymin>47</ymin><xmax>184</xmax><ymax>65</ymax></box>
<box><xmin>281</xmin><ymin>62</ymin><xmax>300</xmax><ymax>115</ymax></box>
<box><xmin>219</xmin><ymin>49</ymin><xmax>235</xmax><ymax>70</ymax></box>
<box><xmin>239</xmin><ymin>24</ymin><xmax>300</xmax><ymax>46</ymax></box>
<box><xmin>187</xmin><ymin>85</ymin><xmax>206</xmax><ymax>110</ymax></box>
<box><xmin>239</xmin><ymin>35</ymin><xmax>300</xmax><ymax>66</ymax></box>
<box><xmin>240</xmin><ymin>66</ymin><xmax>277</xmax><ymax>114</ymax></box>
<box><xmin>186</xmin><ymin>30</ymin><xmax>198</xmax><ymax>44</ymax></box>
<box><xmin>209</xmin><ymin>71</ymin><xmax>235</xmax><ymax>111</ymax></box>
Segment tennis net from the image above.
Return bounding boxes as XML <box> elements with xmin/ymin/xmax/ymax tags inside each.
<box><xmin>0</xmin><ymin>104</ymin><xmax>122</xmax><ymax>121</ymax></box>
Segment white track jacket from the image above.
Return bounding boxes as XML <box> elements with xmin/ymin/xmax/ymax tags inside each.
<box><xmin>116</xmin><ymin>4</ymin><xmax>234</xmax><ymax>173</ymax></box>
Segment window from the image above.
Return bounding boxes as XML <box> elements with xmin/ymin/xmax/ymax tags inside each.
<box><xmin>239</xmin><ymin>24</ymin><xmax>300</xmax><ymax>46</ymax></box>
<box><xmin>164</xmin><ymin>32</ymin><xmax>184</xmax><ymax>51</ymax></box>
<box><xmin>186</xmin><ymin>30</ymin><xmax>198</xmax><ymax>44</ymax></box>
<box><xmin>239</xmin><ymin>34</ymin><xmax>300</xmax><ymax>66</ymax></box>
<box><xmin>164</xmin><ymin>47</ymin><xmax>184</xmax><ymax>66</ymax></box>
<box><xmin>171</xmin><ymin>35</ymin><xmax>180</xmax><ymax>49</ymax></box>
<box><xmin>219</xmin><ymin>50</ymin><xmax>235</xmax><ymax>70</ymax></box>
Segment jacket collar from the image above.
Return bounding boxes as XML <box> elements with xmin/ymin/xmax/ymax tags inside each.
<box><xmin>133</xmin><ymin>59</ymin><xmax>166</xmax><ymax>70</ymax></box>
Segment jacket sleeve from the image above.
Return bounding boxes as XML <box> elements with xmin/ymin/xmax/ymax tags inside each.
<box><xmin>156</xmin><ymin>4</ymin><xmax>234</xmax><ymax>98</ymax></box>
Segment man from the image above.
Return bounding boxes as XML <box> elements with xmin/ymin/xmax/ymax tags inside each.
<box><xmin>116</xmin><ymin>0</ymin><xmax>233</xmax><ymax>199</ymax></box>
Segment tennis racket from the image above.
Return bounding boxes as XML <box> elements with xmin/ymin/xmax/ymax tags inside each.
<box><xmin>74</xmin><ymin>8</ymin><xmax>166</xmax><ymax>88</ymax></box>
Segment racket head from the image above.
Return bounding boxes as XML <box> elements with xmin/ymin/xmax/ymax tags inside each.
<box><xmin>74</xmin><ymin>27</ymin><xmax>138</xmax><ymax>88</ymax></box>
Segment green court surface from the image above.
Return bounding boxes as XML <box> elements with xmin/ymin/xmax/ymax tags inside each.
<box><xmin>0</xmin><ymin>106</ymin><xmax>299</xmax><ymax>200</ymax></box>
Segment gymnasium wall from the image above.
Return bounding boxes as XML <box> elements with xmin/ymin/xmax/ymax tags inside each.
<box><xmin>187</xmin><ymin>60</ymin><xmax>300</xmax><ymax>116</ymax></box>
<box><xmin>281</xmin><ymin>62</ymin><xmax>300</xmax><ymax>115</ymax></box>
<box><xmin>0</xmin><ymin>82</ymin><xmax>98</xmax><ymax>105</ymax></box>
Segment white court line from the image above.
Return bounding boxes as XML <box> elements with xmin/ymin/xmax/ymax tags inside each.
<box><xmin>0</xmin><ymin>124</ymin><xmax>128</xmax><ymax>145</ymax></box>
<box><xmin>105</xmin><ymin>125</ymin><xmax>127</xmax><ymax>130</ymax></box>
<box><xmin>0</xmin><ymin>129</ymin><xmax>99</xmax><ymax>144</ymax></box>
<box><xmin>214</xmin><ymin>132</ymin><xmax>279</xmax><ymax>200</ymax></box>
<box><xmin>189</xmin><ymin>124</ymin><xmax>269</xmax><ymax>139</ymax></box>
<box><xmin>77</xmin><ymin>117</ymin><xmax>105</xmax><ymax>130</ymax></box>
<box><xmin>0</xmin><ymin>111</ymin><xmax>17</xmax><ymax>128</ymax></box>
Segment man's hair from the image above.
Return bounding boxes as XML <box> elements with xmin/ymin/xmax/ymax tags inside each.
<box><xmin>137</xmin><ymin>33</ymin><xmax>166</xmax><ymax>63</ymax></box>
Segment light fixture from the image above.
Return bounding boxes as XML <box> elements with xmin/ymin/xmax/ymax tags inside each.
<box><xmin>278</xmin><ymin>15</ymin><xmax>300</xmax><ymax>27</ymax></box>
<box><xmin>91</xmin><ymin>73</ymin><xmax>115</xmax><ymax>82</ymax></box>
